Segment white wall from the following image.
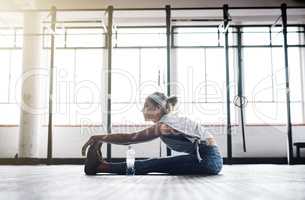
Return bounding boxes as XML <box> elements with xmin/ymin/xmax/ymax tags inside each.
<box><xmin>1</xmin><ymin>125</ymin><xmax>305</xmax><ymax>158</ymax></box>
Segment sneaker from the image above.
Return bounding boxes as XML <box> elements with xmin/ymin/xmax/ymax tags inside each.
<box><xmin>84</xmin><ymin>142</ymin><xmax>103</xmax><ymax>175</ymax></box>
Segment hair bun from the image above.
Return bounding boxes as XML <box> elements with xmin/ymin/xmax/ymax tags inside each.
<box><xmin>166</xmin><ymin>96</ymin><xmax>178</xmax><ymax>107</ymax></box>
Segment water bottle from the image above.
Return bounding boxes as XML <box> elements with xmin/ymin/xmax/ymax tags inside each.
<box><xmin>126</xmin><ymin>145</ymin><xmax>135</xmax><ymax>175</ymax></box>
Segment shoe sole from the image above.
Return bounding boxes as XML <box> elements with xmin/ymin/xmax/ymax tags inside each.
<box><xmin>84</xmin><ymin>142</ymin><xmax>103</xmax><ymax>175</ymax></box>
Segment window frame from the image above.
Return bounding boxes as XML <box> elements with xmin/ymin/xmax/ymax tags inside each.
<box><xmin>1</xmin><ymin>25</ymin><xmax>305</xmax><ymax>126</ymax></box>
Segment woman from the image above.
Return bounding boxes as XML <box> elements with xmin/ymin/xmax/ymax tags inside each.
<box><xmin>82</xmin><ymin>92</ymin><xmax>223</xmax><ymax>175</ymax></box>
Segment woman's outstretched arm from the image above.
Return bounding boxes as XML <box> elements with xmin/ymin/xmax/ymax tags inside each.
<box><xmin>81</xmin><ymin>122</ymin><xmax>175</xmax><ymax>156</ymax></box>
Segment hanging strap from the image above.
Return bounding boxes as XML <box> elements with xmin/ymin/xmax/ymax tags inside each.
<box><xmin>195</xmin><ymin>139</ymin><xmax>203</xmax><ymax>162</ymax></box>
<box><xmin>235</xmin><ymin>26</ymin><xmax>247</xmax><ymax>152</ymax></box>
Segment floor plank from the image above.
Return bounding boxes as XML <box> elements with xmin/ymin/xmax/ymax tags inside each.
<box><xmin>0</xmin><ymin>165</ymin><xmax>304</xmax><ymax>200</ymax></box>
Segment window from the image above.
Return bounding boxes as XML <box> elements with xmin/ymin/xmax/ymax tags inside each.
<box><xmin>109</xmin><ymin>27</ymin><xmax>166</xmax><ymax>125</ymax></box>
<box><xmin>43</xmin><ymin>27</ymin><xmax>105</xmax><ymax>48</ymax></box>
<box><xmin>174</xmin><ymin>27</ymin><xmax>220</xmax><ymax>46</ymax></box>
<box><xmin>67</xmin><ymin>28</ymin><xmax>105</xmax><ymax>48</ymax></box>
<box><xmin>242</xmin><ymin>27</ymin><xmax>270</xmax><ymax>46</ymax></box>
<box><xmin>173</xmin><ymin>26</ymin><xmax>238</xmax><ymax>125</ymax></box>
<box><xmin>0</xmin><ymin>50</ymin><xmax>10</xmax><ymax>102</ymax></box>
<box><xmin>173</xmin><ymin>27</ymin><xmax>236</xmax><ymax>47</ymax></box>
<box><xmin>288</xmin><ymin>47</ymin><xmax>304</xmax><ymax>123</ymax></box>
<box><xmin>1</xmin><ymin>21</ymin><xmax>304</xmax><ymax>127</ymax></box>
<box><xmin>0</xmin><ymin>29</ymin><xmax>15</xmax><ymax>48</ymax></box>
<box><xmin>243</xmin><ymin>26</ymin><xmax>304</xmax><ymax>124</ymax></box>
<box><xmin>114</xmin><ymin>28</ymin><xmax>166</xmax><ymax>47</ymax></box>
<box><xmin>0</xmin><ymin>49</ymin><xmax>22</xmax><ymax>124</ymax></box>
<box><xmin>112</xmin><ymin>48</ymin><xmax>166</xmax><ymax>124</ymax></box>
<box><xmin>52</xmin><ymin>49</ymin><xmax>104</xmax><ymax>125</ymax></box>
<box><xmin>175</xmin><ymin>46</ymin><xmax>237</xmax><ymax>124</ymax></box>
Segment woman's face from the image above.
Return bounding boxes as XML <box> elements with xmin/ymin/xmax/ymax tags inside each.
<box><xmin>142</xmin><ymin>99</ymin><xmax>162</xmax><ymax>122</ymax></box>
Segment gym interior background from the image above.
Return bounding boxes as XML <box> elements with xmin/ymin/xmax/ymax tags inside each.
<box><xmin>0</xmin><ymin>0</ymin><xmax>305</xmax><ymax>199</ymax></box>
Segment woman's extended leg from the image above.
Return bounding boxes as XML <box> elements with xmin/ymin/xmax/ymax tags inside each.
<box><xmin>98</xmin><ymin>153</ymin><xmax>221</xmax><ymax>175</ymax></box>
<box><xmin>85</xmin><ymin>143</ymin><xmax>223</xmax><ymax>175</ymax></box>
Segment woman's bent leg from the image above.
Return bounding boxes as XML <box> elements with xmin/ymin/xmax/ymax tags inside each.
<box><xmin>198</xmin><ymin>145</ymin><xmax>223</xmax><ymax>175</ymax></box>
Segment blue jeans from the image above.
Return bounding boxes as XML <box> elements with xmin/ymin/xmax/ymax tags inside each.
<box><xmin>109</xmin><ymin>144</ymin><xmax>223</xmax><ymax>175</ymax></box>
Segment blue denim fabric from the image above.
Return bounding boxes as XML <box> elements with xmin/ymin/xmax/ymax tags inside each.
<box><xmin>109</xmin><ymin>133</ymin><xmax>223</xmax><ymax>175</ymax></box>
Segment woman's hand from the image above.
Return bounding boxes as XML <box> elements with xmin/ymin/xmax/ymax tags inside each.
<box><xmin>81</xmin><ymin>135</ymin><xmax>99</xmax><ymax>156</ymax></box>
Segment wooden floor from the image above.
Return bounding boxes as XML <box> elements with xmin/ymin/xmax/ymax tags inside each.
<box><xmin>0</xmin><ymin>164</ymin><xmax>304</xmax><ymax>200</ymax></box>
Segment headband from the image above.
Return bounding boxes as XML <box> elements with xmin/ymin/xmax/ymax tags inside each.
<box><xmin>148</xmin><ymin>94</ymin><xmax>167</xmax><ymax>109</ymax></box>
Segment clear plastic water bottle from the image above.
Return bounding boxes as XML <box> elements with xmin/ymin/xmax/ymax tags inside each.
<box><xmin>126</xmin><ymin>145</ymin><xmax>135</xmax><ymax>175</ymax></box>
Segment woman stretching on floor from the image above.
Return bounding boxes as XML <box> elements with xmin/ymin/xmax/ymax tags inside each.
<box><xmin>82</xmin><ymin>92</ymin><xmax>223</xmax><ymax>175</ymax></box>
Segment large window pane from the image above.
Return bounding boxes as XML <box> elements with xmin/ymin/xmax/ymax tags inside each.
<box><xmin>0</xmin><ymin>50</ymin><xmax>10</xmax><ymax>102</ymax></box>
<box><xmin>174</xmin><ymin>28</ymin><xmax>219</xmax><ymax>46</ymax></box>
<box><xmin>75</xmin><ymin>49</ymin><xmax>103</xmax><ymax>103</ymax></box>
<box><xmin>16</xmin><ymin>29</ymin><xmax>23</xmax><ymax>48</ymax></box>
<box><xmin>176</xmin><ymin>48</ymin><xmax>205</xmax><ymax>102</ymax></box>
<box><xmin>112</xmin><ymin>49</ymin><xmax>139</xmax><ymax>103</ymax></box>
<box><xmin>178</xmin><ymin>103</ymin><xmax>225</xmax><ymax>123</ymax></box>
<box><xmin>66</xmin><ymin>28</ymin><xmax>105</xmax><ymax>48</ymax></box>
<box><xmin>176</xmin><ymin>47</ymin><xmax>237</xmax><ymax>124</ymax></box>
<box><xmin>288</xmin><ymin>47</ymin><xmax>303</xmax><ymax>102</ymax></box>
<box><xmin>291</xmin><ymin>103</ymin><xmax>303</xmax><ymax>124</ymax></box>
<box><xmin>54</xmin><ymin>49</ymin><xmax>75</xmax><ymax>104</ymax></box>
<box><xmin>9</xmin><ymin>50</ymin><xmax>22</xmax><ymax>103</ymax></box>
<box><xmin>243</xmin><ymin>48</ymin><xmax>273</xmax><ymax>101</ymax></box>
<box><xmin>0</xmin><ymin>104</ymin><xmax>20</xmax><ymax>124</ymax></box>
<box><xmin>0</xmin><ymin>29</ymin><xmax>15</xmax><ymax>47</ymax></box>
<box><xmin>53</xmin><ymin>49</ymin><xmax>104</xmax><ymax>125</ymax></box>
<box><xmin>53</xmin><ymin>103</ymin><xmax>102</xmax><ymax>125</ymax></box>
<box><xmin>287</xmin><ymin>27</ymin><xmax>304</xmax><ymax>45</ymax></box>
<box><xmin>174</xmin><ymin>27</ymin><xmax>236</xmax><ymax>47</ymax></box>
<box><xmin>205</xmin><ymin>48</ymin><xmax>226</xmax><ymax>103</ymax></box>
<box><xmin>271</xmin><ymin>27</ymin><xmax>304</xmax><ymax>46</ymax></box>
<box><xmin>246</xmin><ymin>103</ymin><xmax>286</xmax><ymax>124</ymax></box>
<box><xmin>112</xmin><ymin>48</ymin><xmax>164</xmax><ymax>124</ymax></box>
<box><xmin>242</xmin><ymin>27</ymin><xmax>270</xmax><ymax>46</ymax></box>
<box><xmin>271</xmin><ymin>27</ymin><xmax>283</xmax><ymax>46</ymax></box>
<box><xmin>0</xmin><ymin>49</ymin><xmax>21</xmax><ymax>124</ymax></box>
<box><xmin>140</xmin><ymin>48</ymin><xmax>166</xmax><ymax>100</ymax></box>
<box><xmin>246</xmin><ymin>102</ymin><xmax>302</xmax><ymax>124</ymax></box>
<box><xmin>115</xmin><ymin>28</ymin><xmax>166</xmax><ymax>47</ymax></box>
<box><xmin>112</xmin><ymin>103</ymin><xmax>145</xmax><ymax>125</ymax></box>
